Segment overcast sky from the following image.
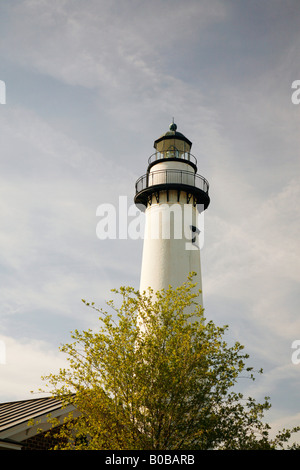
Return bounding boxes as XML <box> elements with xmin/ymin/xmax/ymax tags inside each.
<box><xmin>0</xmin><ymin>0</ymin><xmax>300</xmax><ymax>441</ymax></box>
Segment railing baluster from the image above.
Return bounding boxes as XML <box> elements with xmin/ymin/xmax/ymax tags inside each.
<box><xmin>148</xmin><ymin>151</ymin><xmax>198</xmax><ymax>167</ymax></box>
<box><xmin>136</xmin><ymin>169</ymin><xmax>209</xmax><ymax>194</ymax></box>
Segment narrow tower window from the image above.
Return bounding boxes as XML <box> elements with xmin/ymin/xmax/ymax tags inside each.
<box><xmin>191</xmin><ymin>225</ymin><xmax>200</xmax><ymax>244</ymax></box>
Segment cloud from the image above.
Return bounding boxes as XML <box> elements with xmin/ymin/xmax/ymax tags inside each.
<box><xmin>0</xmin><ymin>0</ymin><xmax>230</xmax><ymax>134</ymax></box>
<box><xmin>0</xmin><ymin>105</ymin><xmax>138</xmax><ymax>351</ymax></box>
<box><xmin>1</xmin><ymin>0</ymin><xmax>228</xmax><ymax>87</ymax></box>
<box><xmin>0</xmin><ymin>0</ymin><xmax>299</xmax><ymax>440</ymax></box>
<box><xmin>0</xmin><ymin>335</ymin><xmax>67</xmax><ymax>401</ymax></box>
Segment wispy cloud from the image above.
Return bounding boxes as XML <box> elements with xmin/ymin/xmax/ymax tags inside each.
<box><xmin>0</xmin><ymin>335</ymin><xmax>67</xmax><ymax>401</ymax></box>
<box><xmin>0</xmin><ymin>0</ymin><xmax>299</xmax><ymax>442</ymax></box>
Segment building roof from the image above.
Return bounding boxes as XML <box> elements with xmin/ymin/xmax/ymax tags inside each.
<box><xmin>0</xmin><ymin>396</ymin><xmax>63</xmax><ymax>433</ymax></box>
<box><xmin>0</xmin><ymin>396</ymin><xmax>77</xmax><ymax>449</ymax></box>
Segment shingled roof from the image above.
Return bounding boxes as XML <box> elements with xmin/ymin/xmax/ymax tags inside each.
<box><xmin>0</xmin><ymin>396</ymin><xmax>63</xmax><ymax>433</ymax></box>
<box><xmin>0</xmin><ymin>396</ymin><xmax>76</xmax><ymax>450</ymax></box>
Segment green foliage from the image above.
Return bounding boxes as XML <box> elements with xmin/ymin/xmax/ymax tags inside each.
<box><xmin>40</xmin><ymin>275</ymin><xmax>300</xmax><ymax>450</ymax></box>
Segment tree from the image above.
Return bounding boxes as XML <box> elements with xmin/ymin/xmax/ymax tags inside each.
<box><xmin>40</xmin><ymin>275</ymin><xmax>300</xmax><ymax>450</ymax></box>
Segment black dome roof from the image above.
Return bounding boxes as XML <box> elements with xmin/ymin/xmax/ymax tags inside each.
<box><xmin>154</xmin><ymin>122</ymin><xmax>192</xmax><ymax>149</ymax></box>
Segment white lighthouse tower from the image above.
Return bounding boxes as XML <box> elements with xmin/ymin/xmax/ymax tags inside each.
<box><xmin>135</xmin><ymin>122</ymin><xmax>210</xmax><ymax>305</ymax></box>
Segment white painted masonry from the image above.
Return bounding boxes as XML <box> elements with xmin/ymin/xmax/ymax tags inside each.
<box><xmin>135</xmin><ymin>123</ymin><xmax>210</xmax><ymax>306</ymax></box>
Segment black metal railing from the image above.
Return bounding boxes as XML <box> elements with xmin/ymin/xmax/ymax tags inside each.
<box><xmin>135</xmin><ymin>169</ymin><xmax>209</xmax><ymax>195</ymax></box>
<box><xmin>148</xmin><ymin>151</ymin><xmax>198</xmax><ymax>167</ymax></box>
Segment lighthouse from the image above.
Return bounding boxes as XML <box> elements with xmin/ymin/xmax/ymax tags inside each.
<box><xmin>134</xmin><ymin>122</ymin><xmax>210</xmax><ymax>305</ymax></box>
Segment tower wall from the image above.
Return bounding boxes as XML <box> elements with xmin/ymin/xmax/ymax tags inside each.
<box><xmin>135</xmin><ymin>123</ymin><xmax>209</xmax><ymax>310</ymax></box>
<box><xmin>148</xmin><ymin>160</ymin><xmax>195</xmax><ymax>187</ymax></box>
<box><xmin>139</xmin><ymin>190</ymin><xmax>203</xmax><ymax>306</ymax></box>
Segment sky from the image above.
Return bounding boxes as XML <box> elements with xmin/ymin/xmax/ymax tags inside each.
<box><xmin>0</xmin><ymin>0</ymin><xmax>300</xmax><ymax>442</ymax></box>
